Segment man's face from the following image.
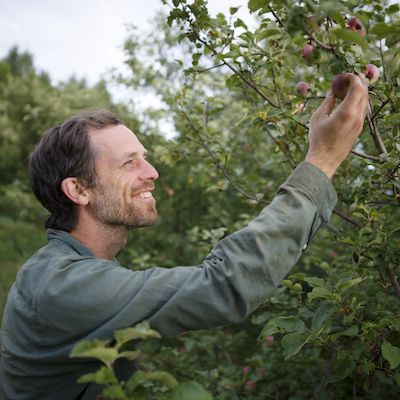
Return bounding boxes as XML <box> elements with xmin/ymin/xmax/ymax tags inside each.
<box><xmin>88</xmin><ymin>124</ymin><xmax>159</xmax><ymax>229</ymax></box>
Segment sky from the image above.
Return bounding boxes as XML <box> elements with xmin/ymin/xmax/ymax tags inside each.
<box><xmin>0</xmin><ymin>0</ymin><xmax>252</xmax><ymax>85</ymax></box>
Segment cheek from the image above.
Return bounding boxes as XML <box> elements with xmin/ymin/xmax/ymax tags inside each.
<box><xmin>120</xmin><ymin>177</ymin><xmax>137</xmax><ymax>201</ymax></box>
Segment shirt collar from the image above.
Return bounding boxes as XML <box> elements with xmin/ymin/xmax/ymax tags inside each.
<box><xmin>46</xmin><ymin>228</ymin><xmax>94</xmax><ymax>257</ymax></box>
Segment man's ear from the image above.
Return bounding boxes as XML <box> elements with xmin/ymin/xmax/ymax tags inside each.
<box><xmin>61</xmin><ymin>177</ymin><xmax>90</xmax><ymax>206</ymax></box>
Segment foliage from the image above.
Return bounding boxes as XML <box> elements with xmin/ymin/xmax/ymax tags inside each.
<box><xmin>113</xmin><ymin>0</ymin><xmax>400</xmax><ymax>398</ymax></box>
<box><xmin>70</xmin><ymin>321</ymin><xmax>213</xmax><ymax>400</ymax></box>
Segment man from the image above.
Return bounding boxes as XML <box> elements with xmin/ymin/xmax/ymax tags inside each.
<box><xmin>0</xmin><ymin>74</ymin><xmax>368</xmax><ymax>399</ymax></box>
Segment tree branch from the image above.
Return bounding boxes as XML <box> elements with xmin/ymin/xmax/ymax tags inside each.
<box><xmin>268</xmin><ymin>4</ymin><xmax>286</xmax><ymax>30</ymax></box>
<box><xmin>181</xmin><ymin>109</ymin><xmax>267</xmax><ymax>204</ymax></box>
<box><xmin>333</xmin><ymin>209</ymin><xmax>363</xmax><ymax>228</ymax></box>
<box><xmin>366</xmin><ymin>101</ymin><xmax>388</xmax><ymax>157</ymax></box>
<box><xmin>197</xmin><ymin>37</ymin><xmax>279</xmax><ymax>108</ymax></box>
<box><xmin>263</xmin><ymin>125</ymin><xmax>297</xmax><ymax>169</ymax></box>
<box><xmin>372</xmin><ymin>98</ymin><xmax>391</xmax><ymax>120</ymax></box>
<box><xmin>196</xmin><ymin>63</ymin><xmax>225</xmax><ymax>73</ymax></box>
<box><xmin>387</xmin><ymin>266</ymin><xmax>400</xmax><ymax>299</ymax></box>
<box><xmin>350</xmin><ymin>149</ymin><xmax>383</xmax><ymax>163</ymax></box>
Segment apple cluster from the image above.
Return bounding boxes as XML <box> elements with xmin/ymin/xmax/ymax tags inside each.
<box><xmin>298</xmin><ymin>17</ymin><xmax>380</xmax><ymax>100</ymax></box>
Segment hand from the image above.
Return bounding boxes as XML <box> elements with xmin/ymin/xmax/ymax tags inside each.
<box><xmin>305</xmin><ymin>73</ymin><xmax>369</xmax><ymax>179</ymax></box>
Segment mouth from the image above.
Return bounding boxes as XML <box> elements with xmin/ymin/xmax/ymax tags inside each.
<box><xmin>133</xmin><ymin>191</ymin><xmax>154</xmax><ymax>200</ymax></box>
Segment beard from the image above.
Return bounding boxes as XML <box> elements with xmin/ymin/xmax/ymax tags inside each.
<box><xmin>90</xmin><ymin>182</ymin><xmax>158</xmax><ymax>229</ymax></box>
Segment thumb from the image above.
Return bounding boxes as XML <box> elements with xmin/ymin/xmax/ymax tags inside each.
<box><xmin>314</xmin><ymin>91</ymin><xmax>335</xmax><ymax>117</ymax></box>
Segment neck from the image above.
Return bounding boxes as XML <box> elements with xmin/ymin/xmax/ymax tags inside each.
<box><xmin>70</xmin><ymin>221</ymin><xmax>128</xmax><ymax>260</ymax></box>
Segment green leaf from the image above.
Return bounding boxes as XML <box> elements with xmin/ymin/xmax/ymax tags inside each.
<box><xmin>102</xmin><ymin>385</ymin><xmax>129</xmax><ymax>400</ymax></box>
<box><xmin>248</xmin><ymin>0</ymin><xmax>266</xmax><ymax>13</ymax></box>
<box><xmin>255</xmin><ymin>28</ymin><xmax>282</xmax><ymax>42</ymax></box>
<box><xmin>166</xmin><ymin>381</ymin><xmax>213</xmax><ymax>400</ymax></box>
<box><xmin>117</xmin><ymin>350</ymin><xmax>141</xmax><ymax>361</ymax></box>
<box><xmin>70</xmin><ymin>340</ymin><xmax>118</xmax><ymax>366</ymax></box>
<box><xmin>381</xmin><ymin>317</ymin><xmax>400</xmax><ymax>332</ymax></box>
<box><xmin>230</xmin><ymin>7</ymin><xmax>239</xmax><ymax>15</ymax></box>
<box><xmin>331</xmin><ymin>28</ymin><xmax>368</xmax><ymax>49</ymax></box>
<box><xmin>260</xmin><ymin>316</ymin><xmax>305</xmax><ymax>338</ymax></box>
<box><xmin>371</xmin><ymin>22</ymin><xmax>394</xmax><ymax>39</ymax></box>
<box><xmin>312</xmin><ymin>302</ymin><xmax>338</xmax><ymax>330</ymax></box>
<box><xmin>328</xmin><ymin>358</ymin><xmax>356</xmax><ymax>382</ymax></box>
<box><xmin>70</xmin><ymin>339</ymin><xmax>109</xmax><ymax>357</ymax></box>
<box><xmin>304</xmin><ymin>276</ymin><xmax>327</xmax><ymax>288</ymax></box>
<box><xmin>336</xmin><ymin>277</ymin><xmax>366</xmax><ymax>291</ymax></box>
<box><xmin>394</xmin><ymin>373</ymin><xmax>400</xmax><ymax>386</ymax></box>
<box><xmin>281</xmin><ymin>333</ymin><xmax>308</xmax><ymax>359</ymax></box>
<box><xmin>342</xmin><ymin>325</ymin><xmax>359</xmax><ymax>337</ymax></box>
<box><xmin>381</xmin><ymin>341</ymin><xmax>400</xmax><ymax>370</ymax></box>
<box><xmin>388</xmin><ymin>3</ymin><xmax>400</xmax><ymax>14</ymax></box>
<box><xmin>307</xmin><ymin>287</ymin><xmax>333</xmax><ymax>301</ymax></box>
<box><xmin>114</xmin><ymin>321</ymin><xmax>161</xmax><ymax>347</ymax></box>
<box><xmin>126</xmin><ymin>371</ymin><xmax>179</xmax><ymax>392</ymax></box>
<box><xmin>77</xmin><ymin>366</ymin><xmax>118</xmax><ymax>385</ymax></box>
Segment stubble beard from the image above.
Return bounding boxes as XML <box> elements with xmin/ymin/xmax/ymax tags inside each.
<box><xmin>91</xmin><ymin>183</ymin><xmax>158</xmax><ymax>229</ymax></box>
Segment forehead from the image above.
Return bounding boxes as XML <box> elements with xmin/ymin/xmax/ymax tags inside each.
<box><xmin>89</xmin><ymin>124</ymin><xmax>145</xmax><ymax>164</ymax></box>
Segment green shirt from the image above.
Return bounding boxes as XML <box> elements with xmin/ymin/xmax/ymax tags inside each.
<box><xmin>0</xmin><ymin>162</ymin><xmax>337</xmax><ymax>399</ymax></box>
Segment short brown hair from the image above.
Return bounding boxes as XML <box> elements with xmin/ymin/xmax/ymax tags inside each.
<box><xmin>29</xmin><ymin>109</ymin><xmax>123</xmax><ymax>231</ymax></box>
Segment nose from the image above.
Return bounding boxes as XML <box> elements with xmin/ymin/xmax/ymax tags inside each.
<box><xmin>142</xmin><ymin>159</ymin><xmax>159</xmax><ymax>181</ymax></box>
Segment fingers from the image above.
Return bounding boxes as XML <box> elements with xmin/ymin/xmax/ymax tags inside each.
<box><xmin>337</xmin><ymin>73</ymin><xmax>369</xmax><ymax>112</ymax></box>
<box><xmin>313</xmin><ymin>90</ymin><xmax>336</xmax><ymax>118</ymax></box>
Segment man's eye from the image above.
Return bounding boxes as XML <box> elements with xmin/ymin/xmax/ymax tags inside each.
<box><xmin>124</xmin><ymin>160</ymin><xmax>135</xmax><ymax>166</ymax></box>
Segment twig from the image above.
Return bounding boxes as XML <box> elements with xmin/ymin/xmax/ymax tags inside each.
<box><xmin>372</xmin><ymin>98</ymin><xmax>391</xmax><ymax>120</ymax></box>
<box><xmin>268</xmin><ymin>4</ymin><xmax>286</xmax><ymax>30</ymax></box>
<box><xmin>196</xmin><ymin>63</ymin><xmax>225</xmax><ymax>73</ymax></box>
<box><xmin>350</xmin><ymin>149</ymin><xmax>382</xmax><ymax>163</ymax></box>
<box><xmin>387</xmin><ymin>266</ymin><xmax>400</xmax><ymax>299</ymax></box>
<box><xmin>368</xmin><ymin>201</ymin><xmax>400</xmax><ymax>207</ymax></box>
<box><xmin>270</xmin><ymin>67</ymin><xmax>282</xmax><ymax>108</ymax></box>
<box><xmin>366</xmin><ymin>101</ymin><xmax>388</xmax><ymax>157</ymax></box>
<box><xmin>181</xmin><ymin>109</ymin><xmax>267</xmax><ymax>204</ymax></box>
<box><xmin>333</xmin><ymin>209</ymin><xmax>363</xmax><ymax>228</ymax></box>
<box><xmin>263</xmin><ymin>125</ymin><xmax>297</xmax><ymax>169</ymax></box>
<box><xmin>197</xmin><ymin>37</ymin><xmax>279</xmax><ymax>108</ymax></box>
<box><xmin>379</xmin><ymin>41</ymin><xmax>387</xmax><ymax>83</ymax></box>
<box><xmin>375</xmin><ymin>264</ymin><xmax>388</xmax><ymax>290</ymax></box>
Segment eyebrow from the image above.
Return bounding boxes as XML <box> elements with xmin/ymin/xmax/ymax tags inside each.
<box><xmin>121</xmin><ymin>150</ymin><xmax>148</xmax><ymax>159</ymax></box>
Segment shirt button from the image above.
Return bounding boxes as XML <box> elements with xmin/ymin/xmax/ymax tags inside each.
<box><xmin>303</xmin><ymin>244</ymin><xmax>308</xmax><ymax>250</ymax></box>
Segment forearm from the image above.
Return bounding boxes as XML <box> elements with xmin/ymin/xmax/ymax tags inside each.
<box><xmin>148</xmin><ymin>162</ymin><xmax>337</xmax><ymax>335</ymax></box>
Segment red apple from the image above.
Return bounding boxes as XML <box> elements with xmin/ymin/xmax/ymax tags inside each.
<box><xmin>265</xmin><ymin>335</ymin><xmax>274</xmax><ymax>345</ymax></box>
<box><xmin>296</xmin><ymin>81</ymin><xmax>309</xmax><ymax>96</ymax></box>
<box><xmin>301</xmin><ymin>44</ymin><xmax>315</xmax><ymax>61</ymax></box>
<box><xmin>364</xmin><ymin>64</ymin><xmax>380</xmax><ymax>84</ymax></box>
<box><xmin>347</xmin><ymin>17</ymin><xmax>366</xmax><ymax>37</ymax></box>
<box><xmin>332</xmin><ymin>73</ymin><xmax>351</xmax><ymax>99</ymax></box>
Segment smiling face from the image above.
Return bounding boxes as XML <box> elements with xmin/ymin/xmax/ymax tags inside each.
<box><xmin>88</xmin><ymin>124</ymin><xmax>159</xmax><ymax>229</ymax></box>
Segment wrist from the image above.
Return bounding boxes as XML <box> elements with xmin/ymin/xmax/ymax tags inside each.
<box><xmin>304</xmin><ymin>154</ymin><xmax>340</xmax><ymax>180</ymax></box>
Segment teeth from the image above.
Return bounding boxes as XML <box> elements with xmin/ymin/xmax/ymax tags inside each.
<box><xmin>135</xmin><ymin>191</ymin><xmax>153</xmax><ymax>199</ymax></box>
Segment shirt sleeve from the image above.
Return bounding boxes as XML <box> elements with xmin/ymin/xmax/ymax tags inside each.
<box><xmin>37</xmin><ymin>161</ymin><xmax>337</xmax><ymax>339</ymax></box>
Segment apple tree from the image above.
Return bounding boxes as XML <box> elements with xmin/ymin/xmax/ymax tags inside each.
<box><xmin>78</xmin><ymin>0</ymin><xmax>400</xmax><ymax>398</ymax></box>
